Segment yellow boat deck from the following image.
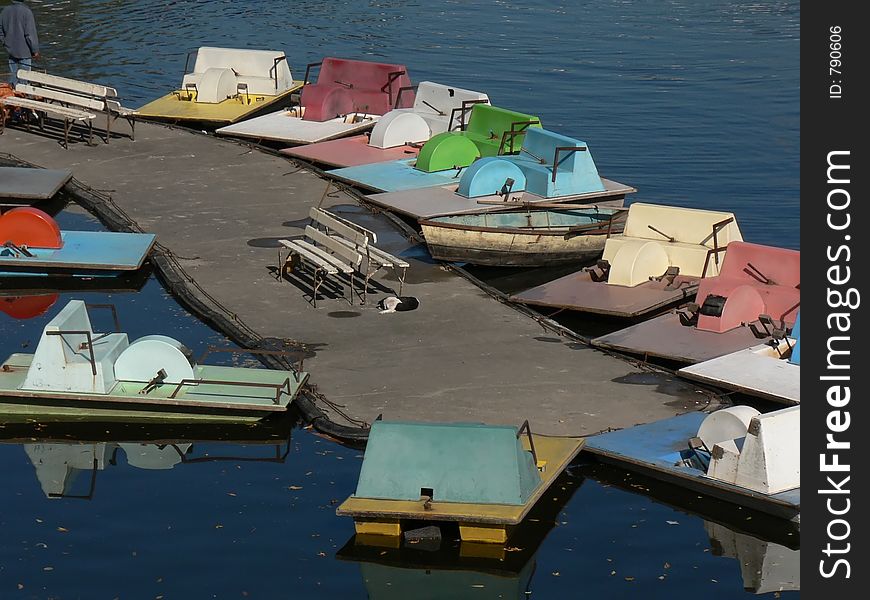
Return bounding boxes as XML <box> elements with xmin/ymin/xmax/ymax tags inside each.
<box><xmin>136</xmin><ymin>82</ymin><xmax>304</xmax><ymax>124</ymax></box>
<box><xmin>337</xmin><ymin>434</ymin><xmax>584</xmax><ymax>543</ymax></box>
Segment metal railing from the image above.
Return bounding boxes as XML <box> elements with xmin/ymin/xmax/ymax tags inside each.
<box><xmin>497</xmin><ymin>119</ymin><xmax>542</xmax><ymax>155</ymax></box>
<box><xmin>166</xmin><ymin>376</ymin><xmax>293</xmax><ymax>405</ymax></box>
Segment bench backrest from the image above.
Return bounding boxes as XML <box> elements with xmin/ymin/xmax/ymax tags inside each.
<box><xmin>623</xmin><ymin>203</ymin><xmax>743</xmax><ymax>248</ymax></box>
<box><xmin>301</xmin><ymin>57</ymin><xmax>413</xmax><ymax>121</ymax></box>
<box><xmin>17</xmin><ymin>70</ymin><xmax>118</xmax><ymax>99</ymax></box>
<box><xmin>412</xmin><ymin>81</ymin><xmax>490</xmax><ymax>128</ymax></box>
<box><xmin>15</xmin><ymin>83</ymin><xmax>106</xmax><ymax>112</ymax></box>
<box><xmin>189</xmin><ymin>47</ymin><xmax>293</xmax><ymax>90</ymax></box>
<box><xmin>309</xmin><ymin>207</ymin><xmax>370</xmax><ymax>247</ymax></box>
<box><xmin>465</xmin><ymin>104</ymin><xmax>542</xmax><ymax>153</ymax></box>
<box><xmin>305</xmin><ymin>226</ymin><xmax>363</xmax><ymax>268</ymax></box>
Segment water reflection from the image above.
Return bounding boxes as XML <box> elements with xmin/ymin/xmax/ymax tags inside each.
<box><xmin>705</xmin><ymin>521</ymin><xmax>799</xmax><ymax>594</ymax></box>
<box><xmin>338</xmin><ymin>470</ymin><xmax>582</xmax><ymax>599</ymax></box>
<box><xmin>6</xmin><ymin>418</ymin><xmax>294</xmax><ymax>500</ymax></box>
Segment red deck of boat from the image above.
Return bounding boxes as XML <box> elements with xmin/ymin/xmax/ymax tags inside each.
<box><xmin>281</xmin><ymin>135</ymin><xmax>419</xmax><ymax>168</ymax></box>
<box><xmin>511</xmin><ymin>270</ymin><xmax>699</xmax><ymax>318</ymax></box>
<box><xmin>591</xmin><ymin>312</ymin><xmax>772</xmax><ymax>364</ymax></box>
<box><xmin>301</xmin><ymin>58</ymin><xmax>414</xmax><ymax>121</ymax></box>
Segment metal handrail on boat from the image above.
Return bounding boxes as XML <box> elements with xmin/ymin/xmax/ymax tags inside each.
<box><xmin>380</xmin><ymin>70</ymin><xmax>408</xmax><ymax>106</ymax></box>
<box><xmin>516</xmin><ymin>420</ymin><xmax>539</xmax><ymax>467</ymax></box>
<box><xmin>167</xmin><ymin>376</ymin><xmax>293</xmax><ymax>405</ymax></box>
<box><xmin>45</xmin><ymin>330</ymin><xmax>98</xmax><ymax>376</ymax></box>
<box><xmin>551</xmin><ymin>146</ymin><xmax>589</xmax><ymax>183</ymax></box>
<box><xmin>701</xmin><ymin>247</ymin><xmax>728</xmax><ymax>279</ymax></box>
<box><xmin>393</xmin><ymin>85</ymin><xmax>417</xmax><ymax>110</ymax></box>
<box><xmin>447</xmin><ymin>99</ymin><xmax>489</xmax><ymax>132</ymax></box>
<box><xmin>197</xmin><ymin>345</ymin><xmax>306</xmax><ymax>380</ymax></box>
<box><xmin>302</xmin><ymin>61</ymin><xmax>323</xmax><ymax>86</ymax></box>
<box><xmin>497</xmin><ymin>119</ymin><xmax>542</xmax><ymax>155</ymax></box>
<box><xmin>269</xmin><ymin>55</ymin><xmax>288</xmax><ymax>91</ymax></box>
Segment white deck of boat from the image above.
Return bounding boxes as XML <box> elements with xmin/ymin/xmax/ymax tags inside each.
<box><xmin>216</xmin><ymin>111</ymin><xmax>379</xmax><ymax>144</ymax></box>
<box><xmin>364</xmin><ymin>178</ymin><xmax>633</xmax><ymax>220</ymax></box>
<box><xmin>678</xmin><ymin>342</ymin><xmax>800</xmax><ymax>405</ymax></box>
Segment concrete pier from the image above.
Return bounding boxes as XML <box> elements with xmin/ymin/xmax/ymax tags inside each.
<box><xmin>0</xmin><ymin>122</ymin><xmax>722</xmax><ymax>436</ymax></box>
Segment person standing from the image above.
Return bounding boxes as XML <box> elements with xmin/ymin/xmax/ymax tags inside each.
<box><xmin>1</xmin><ymin>0</ymin><xmax>40</xmax><ymax>86</ymax></box>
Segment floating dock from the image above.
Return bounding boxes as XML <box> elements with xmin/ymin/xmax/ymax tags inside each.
<box><xmin>1</xmin><ymin>122</ymin><xmax>722</xmax><ymax>437</ymax></box>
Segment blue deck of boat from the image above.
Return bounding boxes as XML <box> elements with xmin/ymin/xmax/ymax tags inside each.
<box><xmin>0</xmin><ymin>231</ymin><xmax>156</xmax><ymax>275</ymax></box>
<box><xmin>584</xmin><ymin>412</ymin><xmax>800</xmax><ymax>512</ymax></box>
<box><xmin>327</xmin><ymin>159</ymin><xmax>465</xmax><ymax>193</ymax></box>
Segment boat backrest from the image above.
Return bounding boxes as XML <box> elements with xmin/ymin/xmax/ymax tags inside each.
<box><xmin>412</xmin><ymin>81</ymin><xmax>490</xmax><ymax>127</ymax></box>
<box><xmin>519</xmin><ymin>128</ymin><xmax>582</xmax><ymax>169</ymax></box>
<box><xmin>301</xmin><ymin>58</ymin><xmax>413</xmax><ymax>121</ymax></box>
<box><xmin>734</xmin><ymin>406</ymin><xmax>801</xmax><ymax>494</ymax></box>
<box><xmin>465</xmin><ymin>104</ymin><xmax>542</xmax><ymax>153</ymax></box>
<box><xmin>43</xmin><ymin>300</ymin><xmax>95</xmax><ymax>363</ymax></box>
<box><xmin>623</xmin><ymin>203</ymin><xmax>743</xmax><ymax>248</ymax></box>
<box><xmin>715</xmin><ymin>241</ymin><xmax>801</xmax><ymax>287</ymax></box>
<box><xmin>187</xmin><ymin>47</ymin><xmax>293</xmax><ymax>93</ymax></box>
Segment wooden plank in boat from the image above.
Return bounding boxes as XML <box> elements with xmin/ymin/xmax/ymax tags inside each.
<box><xmin>364</xmin><ymin>178</ymin><xmax>633</xmax><ymax>220</ymax></box>
<box><xmin>0</xmin><ymin>167</ymin><xmax>72</xmax><ymax>203</ymax></box>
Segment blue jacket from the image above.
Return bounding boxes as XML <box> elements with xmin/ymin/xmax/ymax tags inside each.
<box><xmin>1</xmin><ymin>1</ymin><xmax>39</xmax><ymax>59</ymax></box>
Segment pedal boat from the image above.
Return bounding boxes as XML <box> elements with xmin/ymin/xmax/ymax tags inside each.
<box><xmin>338</xmin><ymin>420</ymin><xmax>583</xmax><ymax>544</ymax></box>
<box><xmin>584</xmin><ymin>405</ymin><xmax>800</xmax><ymax>524</ymax></box>
<box><xmin>136</xmin><ymin>47</ymin><xmax>303</xmax><ymax>125</ymax></box>
<box><xmin>512</xmin><ymin>202</ymin><xmax>743</xmax><ymax>318</ymax></box>
<box><xmin>0</xmin><ymin>300</ymin><xmax>308</xmax><ymax>422</ymax></box>
<box><xmin>678</xmin><ymin>313</ymin><xmax>800</xmax><ymax>404</ymax></box>
<box><xmin>0</xmin><ymin>207</ymin><xmax>155</xmax><ymax>278</ymax></box>
<box><xmin>419</xmin><ymin>205</ymin><xmax>625</xmax><ymax>266</ymax></box>
<box><xmin>326</xmin><ymin>103</ymin><xmax>541</xmax><ymax>193</ymax></box>
<box><xmin>282</xmin><ymin>81</ymin><xmax>489</xmax><ymax>167</ymax></box>
<box><xmin>216</xmin><ymin>57</ymin><xmax>414</xmax><ymax>145</ymax></box>
<box><xmin>592</xmin><ymin>241</ymin><xmax>800</xmax><ymax>363</ymax></box>
<box><xmin>362</xmin><ymin>126</ymin><xmax>634</xmax><ymax>220</ymax></box>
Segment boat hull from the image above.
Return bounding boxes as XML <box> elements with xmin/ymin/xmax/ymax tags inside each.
<box><xmin>422</xmin><ymin>226</ymin><xmax>613</xmax><ymax>267</ymax></box>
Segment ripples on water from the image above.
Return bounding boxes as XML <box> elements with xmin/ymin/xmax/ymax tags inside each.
<box><xmin>4</xmin><ymin>2</ymin><xmax>799</xmax><ymax>597</ymax></box>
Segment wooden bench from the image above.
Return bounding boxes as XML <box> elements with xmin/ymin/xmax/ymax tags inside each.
<box><xmin>0</xmin><ymin>95</ymin><xmax>95</xmax><ymax>148</ymax></box>
<box><xmin>278</xmin><ymin>207</ymin><xmax>410</xmax><ymax>307</ymax></box>
<box><xmin>15</xmin><ymin>70</ymin><xmax>137</xmax><ymax>142</ymax></box>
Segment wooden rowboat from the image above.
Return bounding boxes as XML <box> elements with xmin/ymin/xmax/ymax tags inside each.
<box><xmin>419</xmin><ymin>206</ymin><xmax>625</xmax><ymax>267</ymax></box>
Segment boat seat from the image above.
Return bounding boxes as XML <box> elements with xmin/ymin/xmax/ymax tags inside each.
<box><xmin>368</xmin><ymin>81</ymin><xmax>490</xmax><ymax>148</ymax></box>
<box><xmin>21</xmin><ymin>300</ymin><xmax>129</xmax><ymax>394</ymax></box>
<box><xmin>705</xmin><ymin>405</ymin><xmax>800</xmax><ymax>494</ymax></box>
<box><xmin>300</xmin><ymin>57</ymin><xmax>414</xmax><ymax>122</ymax></box>
<box><xmin>622</xmin><ymin>203</ymin><xmax>743</xmax><ymax>248</ymax></box>
<box><xmin>415</xmin><ymin>104</ymin><xmax>542</xmax><ymax>172</ymax></box>
<box><xmin>693</xmin><ymin>242</ymin><xmax>800</xmax><ymax>332</ymax></box>
<box><xmin>180</xmin><ymin>47</ymin><xmax>294</xmax><ymax>101</ymax></box>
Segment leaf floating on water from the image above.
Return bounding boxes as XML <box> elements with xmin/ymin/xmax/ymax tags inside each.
<box><xmin>666</xmin><ymin>520</ymin><xmax>679</xmax><ymax>526</ymax></box>
<box><xmin>317</xmin><ymin>552</ymin><xmax>326</xmax><ymax>557</ymax></box>
<box><xmin>215</xmin><ymin>524</ymin><xmax>224</xmax><ymax>529</ymax></box>
<box><xmin>43</xmin><ymin>566</ymin><xmax>54</xmax><ymax>572</ymax></box>
<box><xmin>663</xmin><ymin>562</ymin><xmax>671</xmax><ymax>570</ymax></box>
<box><xmin>624</xmin><ymin>577</ymin><xmax>635</xmax><ymax>582</ymax></box>
<box><xmin>610</xmin><ymin>571</ymin><xmax>617</xmax><ymax>576</ymax></box>
<box><xmin>471</xmin><ymin>584</ymin><xmax>485</xmax><ymax>588</ymax></box>
<box><xmin>17</xmin><ymin>584</ymin><xmax>24</xmax><ymax>590</ymax></box>
<box><xmin>227</xmin><ymin>492</ymin><xmax>237</xmax><ymax>497</ymax></box>
<box><xmin>504</xmin><ymin>546</ymin><xmax>523</xmax><ymax>552</ymax></box>
<box><xmin>289</xmin><ymin>485</ymin><xmax>303</xmax><ymax>490</ymax></box>
<box><xmin>551</xmin><ymin>571</ymin><xmax>560</xmax><ymax>577</ymax></box>
<box><xmin>57</xmin><ymin>527</ymin><xmax>69</xmax><ymax>533</ymax></box>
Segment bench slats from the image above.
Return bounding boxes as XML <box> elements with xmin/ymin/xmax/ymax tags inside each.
<box><xmin>0</xmin><ymin>97</ymin><xmax>95</xmax><ymax>120</ymax></box>
<box><xmin>309</xmin><ymin>207</ymin><xmax>369</xmax><ymax>247</ymax></box>
<box><xmin>293</xmin><ymin>239</ymin><xmax>357</xmax><ymax>274</ymax></box>
<box><xmin>311</xmin><ymin>206</ymin><xmax>378</xmax><ymax>244</ymax></box>
<box><xmin>17</xmin><ymin>70</ymin><xmax>118</xmax><ymax>98</ymax></box>
<box><xmin>304</xmin><ymin>226</ymin><xmax>363</xmax><ymax>268</ymax></box>
<box><xmin>280</xmin><ymin>240</ymin><xmax>341</xmax><ymax>274</ymax></box>
<box><xmin>15</xmin><ymin>83</ymin><xmax>107</xmax><ymax>112</ymax></box>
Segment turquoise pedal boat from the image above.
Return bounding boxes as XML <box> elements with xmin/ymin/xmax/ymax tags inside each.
<box><xmin>0</xmin><ymin>300</ymin><xmax>308</xmax><ymax>422</ymax></box>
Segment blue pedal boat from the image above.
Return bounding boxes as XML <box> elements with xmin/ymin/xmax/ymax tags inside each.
<box><xmin>584</xmin><ymin>406</ymin><xmax>800</xmax><ymax>524</ymax></box>
<box><xmin>0</xmin><ymin>207</ymin><xmax>155</xmax><ymax>277</ymax></box>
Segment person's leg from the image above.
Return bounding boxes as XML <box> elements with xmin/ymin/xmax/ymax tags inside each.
<box><xmin>8</xmin><ymin>58</ymin><xmax>18</xmax><ymax>86</ymax></box>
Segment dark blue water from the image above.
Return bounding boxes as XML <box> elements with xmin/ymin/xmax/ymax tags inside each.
<box><xmin>3</xmin><ymin>1</ymin><xmax>799</xmax><ymax>597</ymax></box>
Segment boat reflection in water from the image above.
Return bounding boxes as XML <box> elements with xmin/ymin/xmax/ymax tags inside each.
<box><xmin>579</xmin><ymin>461</ymin><xmax>799</xmax><ymax>594</ymax></box>
<box><xmin>5</xmin><ymin>419</ymin><xmax>294</xmax><ymax>500</ymax></box>
<box><xmin>337</xmin><ymin>471</ymin><xmax>583</xmax><ymax>600</ymax></box>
